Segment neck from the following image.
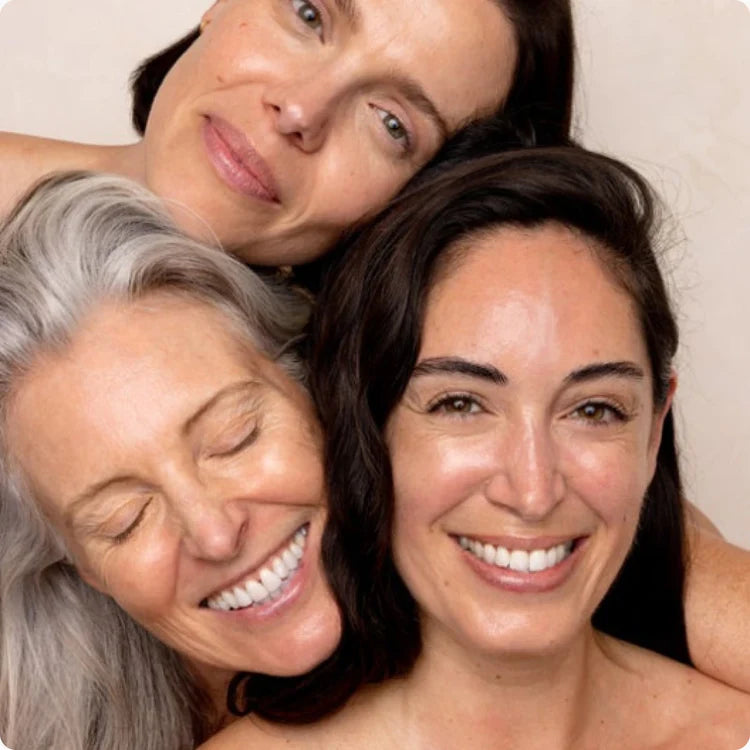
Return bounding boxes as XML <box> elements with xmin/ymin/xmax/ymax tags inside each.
<box><xmin>187</xmin><ymin>660</ymin><xmax>238</xmax><ymax>730</ymax></box>
<box><xmin>393</xmin><ymin>620</ymin><xmax>617</xmax><ymax>749</ymax></box>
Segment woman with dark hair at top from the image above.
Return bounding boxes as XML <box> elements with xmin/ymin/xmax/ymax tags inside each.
<box><xmin>205</xmin><ymin>148</ymin><xmax>750</xmax><ymax>748</ymax></box>
<box><xmin>0</xmin><ymin>0</ymin><xmax>573</xmax><ymax>265</ymax></box>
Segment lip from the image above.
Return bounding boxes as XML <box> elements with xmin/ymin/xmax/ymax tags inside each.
<box><xmin>201</xmin><ymin>114</ymin><xmax>280</xmax><ymax>203</ymax></box>
<box><xmin>458</xmin><ymin>534</ymin><xmax>588</xmax><ymax>594</ymax></box>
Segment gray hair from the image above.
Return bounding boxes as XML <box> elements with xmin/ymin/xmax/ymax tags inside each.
<box><xmin>0</xmin><ymin>172</ymin><xmax>311</xmax><ymax>749</ymax></box>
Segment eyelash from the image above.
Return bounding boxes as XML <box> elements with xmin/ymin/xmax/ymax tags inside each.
<box><xmin>217</xmin><ymin>425</ymin><xmax>260</xmax><ymax>457</ymax></box>
<box><xmin>427</xmin><ymin>393</ymin><xmax>483</xmax><ymax>417</ymax></box>
<box><xmin>569</xmin><ymin>400</ymin><xmax>629</xmax><ymax>426</ymax></box>
<box><xmin>111</xmin><ymin>500</ymin><xmax>151</xmax><ymax>545</ymax></box>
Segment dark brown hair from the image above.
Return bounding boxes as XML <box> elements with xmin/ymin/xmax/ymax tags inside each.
<box><xmin>129</xmin><ymin>2</ymin><xmax>574</xmax><ymax>146</ymax></box>
<box><xmin>308</xmin><ymin>145</ymin><xmax>689</xmax><ymax>690</ymax></box>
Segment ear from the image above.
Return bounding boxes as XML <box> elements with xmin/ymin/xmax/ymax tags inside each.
<box><xmin>200</xmin><ymin>0</ymin><xmax>227</xmax><ymax>31</ymax></box>
<box><xmin>646</xmin><ymin>369</ymin><xmax>677</xmax><ymax>478</ymax></box>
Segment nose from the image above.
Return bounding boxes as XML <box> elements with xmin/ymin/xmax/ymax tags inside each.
<box><xmin>174</xmin><ymin>484</ymin><xmax>249</xmax><ymax>562</ymax></box>
<box><xmin>484</xmin><ymin>418</ymin><xmax>565</xmax><ymax>520</ymax></box>
<box><xmin>263</xmin><ymin>69</ymin><xmax>340</xmax><ymax>152</ymax></box>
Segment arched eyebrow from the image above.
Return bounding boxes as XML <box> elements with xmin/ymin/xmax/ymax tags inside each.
<box><xmin>563</xmin><ymin>362</ymin><xmax>645</xmax><ymax>384</ymax></box>
<box><xmin>412</xmin><ymin>357</ymin><xmax>508</xmax><ymax>385</ymax></box>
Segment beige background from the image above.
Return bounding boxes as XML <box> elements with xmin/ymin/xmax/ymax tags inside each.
<box><xmin>1</xmin><ymin>0</ymin><xmax>749</xmax><ymax>545</ymax></box>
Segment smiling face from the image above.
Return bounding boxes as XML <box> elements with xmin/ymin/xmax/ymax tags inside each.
<box><xmin>6</xmin><ymin>294</ymin><xmax>340</xmax><ymax>679</ymax></box>
<box><xmin>386</xmin><ymin>224</ymin><xmax>673</xmax><ymax>658</ymax></box>
<box><xmin>142</xmin><ymin>0</ymin><xmax>516</xmax><ymax>264</ymax></box>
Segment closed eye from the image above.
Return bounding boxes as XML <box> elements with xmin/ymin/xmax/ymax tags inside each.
<box><xmin>111</xmin><ymin>500</ymin><xmax>152</xmax><ymax>545</ymax></box>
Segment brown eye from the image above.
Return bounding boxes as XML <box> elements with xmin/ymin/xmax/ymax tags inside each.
<box><xmin>572</xmin><ymin>401</ymin><xmax>626</xmax><ymax>425</ymax></box>
<box><xmin>291</xmin><ymin>0</ymin><xmax>323</xmax><ymax>35</ymax></box>
<box><xmin>429</xmin><ymin>395</ymin><xmax>481</xmax><ymax>416</ymax></box>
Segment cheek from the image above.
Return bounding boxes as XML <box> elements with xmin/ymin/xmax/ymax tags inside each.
<box><xmin>564</xmin><ymin>441</ymin><xmax>648</xmax><ymax>527</ymax></box>
<box><xmin>82</xmin><ymin>536</ymin><xmax>179</xmax><ymax>621</ymax></box>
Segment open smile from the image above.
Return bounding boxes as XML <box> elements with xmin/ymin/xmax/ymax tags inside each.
<box><xmin>203</xmin><ymin>525</ymin><xmax>308</xmax><ymax>611</ymax></box>
<box><xmin>458</xmin><ymin>535</ymin><xmax>575</xmax><ymax>573</ymax></box>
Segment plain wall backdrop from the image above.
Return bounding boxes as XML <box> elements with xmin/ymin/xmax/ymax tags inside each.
<box><xmin>1</xmin><ymin>0</ymin><xmax>749</xmax><ymax>545</ymax></box>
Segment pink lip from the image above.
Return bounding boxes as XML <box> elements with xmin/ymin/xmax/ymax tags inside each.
<box><xmin>201</xmin><ymin>115</ymin><xmax>280</xmax><ymax>203</ymax></box>
<box><xmin>460</xmin><ymin>536</ymin><xmax>587</xmax><ymax>594</ymax></box>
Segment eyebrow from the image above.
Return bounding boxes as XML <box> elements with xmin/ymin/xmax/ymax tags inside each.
<box><xmin>390</xmin><ymin>74</ymin><xmax>451</xmax><ymax>142</ymax></box>
<box><xmin>411</xmin><ymin>358</ymin><xmax>645</xmax><ymax>387</ymax></box>
<box><xmin>65</xmin><ymin>380</ymin><xmax>261</xmax><ymax>524</ymax></box>
<box><xmin>563</xmin><ymin>361</ymin><xmax>645</xmax><ymax>385</ymax></box>
<box><xmin>332</xmin><ymin>0</ymin><xmax>361</xmax><ymax>29</ymax></box>
<box><xmin>412</xmin><ymin>357</ymin><xmax>508</xmax><ymax>385</ymax></box>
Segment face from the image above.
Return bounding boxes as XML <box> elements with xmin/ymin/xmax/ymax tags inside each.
<box><xmin>386</xmin><ymin>224</ymin><xmax>673</xmax><ymax>658</ymax></box>
<box><xmin>142</xmin><ymin>0</ymin><xmax>516</xmax><ymax>264</ymax></box>
<box><xmin>7</xmin><ymin>294</ymin><xmax>340</xmax><ymax>679</ymax></box>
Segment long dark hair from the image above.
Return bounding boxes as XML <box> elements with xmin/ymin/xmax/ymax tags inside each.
<box><xmin>228</xmin><ymin>146</ymin><xmax>690</xmax><ymax>725</ymax></box>
<box><xmin>309</xmin><ymin>145</ymin><xmax>690</xmax><ymax>685</ymax></box>
<box><xmin>129</xmin><ymin>2</ymin><xmax>574</xmax><ymax>146</ymax></box>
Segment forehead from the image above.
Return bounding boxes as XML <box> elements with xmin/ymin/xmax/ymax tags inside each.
<box><xmin>353</xmin><ymin>0</ymin><xmax>516</xmax><ymax>121</ymax></box>
<box><xmin>5</xmin><ymin>296</ymin><xmax>287</xmax><ymax>503</ymax></box>
<box><xmin>422</xmin><ymin>224</ymin><xmax>647</xmax><ymax>368</ymax></box>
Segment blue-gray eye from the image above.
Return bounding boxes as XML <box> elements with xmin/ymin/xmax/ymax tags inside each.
<box><xmin>291</xmin><ymin>0</ymin><xmax>323</xmax><ymax>34</ymax></box>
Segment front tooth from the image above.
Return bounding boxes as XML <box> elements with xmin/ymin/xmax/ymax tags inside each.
<box><xmin>495</xmin><ymin>546</ymin><xmax>511</xmax><ymax>568</ymax></box>
<box><xmin>222</xmin><ymin>590</ymin><xmax>239</xmax><ymax>609</ymax></box>
<box><xmin>272</xmin><ymin>556</ymin><xmax>289</xmax><ymax>580</ymax></box>
<box><xmin>290</xmin><ymin>542</ymin><xmax>303</xmax><ymax>559</ymax></box>
<box><xmin>246</xmin><ymin>580</ymin><xmax>269</xmax><ymax>603</ymax></box>
<box><xmin>260</xmin><ymin>567</ymin><xmax>282</xmax><ymax>593</ymax></box>
<box><xmin>509</xmin><ymin>550</ymin><xmax>530</xmax><ymax>572</ymax></box>
<box><xmin>529</xmin><ymin>549</ymin><xmax>547</xmax><ymax>572</ymax></box>
<box><xmin>282</xmin><ymin>549</ymin><xmax>299</xmax><ymax>570</ymax></box>
<box><xmin>482</xmin><ymin>543</ymin><xmax>496</xmax><ymax>565</ymax></box>
<box><xmin>233</xmin><ymin>586</ymin><xmax>252</xmax><ymax>607</ymax></box>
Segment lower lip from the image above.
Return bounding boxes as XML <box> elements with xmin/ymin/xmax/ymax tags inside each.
<box><xmin>461</xmin><ymin>538</ymin><xmax>585</xmax><ymax>594</ymax></box>
<box><xmin>206</xmin><ymin>534</ymin><xmax>316</xmax><ymax>624</ymax></box>
<box><xmin>201</xmin><ymin>117</ymin><xmax>278</xmax><ymax>204</ymax></box>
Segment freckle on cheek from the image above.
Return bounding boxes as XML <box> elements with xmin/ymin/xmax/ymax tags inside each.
<box><xmin>239</xmin><ymin>22</ymin><xmax>247</xmax><ymax>29</ymax></box>
<box><xmin>217</xmin><ymin>75</ymin><xmax>225</xmax><ymax>84</ymax></box>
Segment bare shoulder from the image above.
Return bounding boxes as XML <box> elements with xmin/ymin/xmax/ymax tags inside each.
<box><xmin>603</xmin><ymin>637</ymin><xmax>750</xmax><ymax>748</ymax></box>
<box><xmin>684</xmin><ymin>519</ymin><xmax>750</xmax><ymax>692</ymax></box>
<box><xmin>0</xmin><ymin>131</ymin><xmax>133</xmax><ymax>219</ymax></box>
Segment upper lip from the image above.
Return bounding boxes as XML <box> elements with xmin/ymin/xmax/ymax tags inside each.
<box><xmin>204</xmin><ymin>114</ymin><xmax>280</xmax><ymax>202</ymax></box>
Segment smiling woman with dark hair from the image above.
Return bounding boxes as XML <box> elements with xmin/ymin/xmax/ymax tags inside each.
<box><xmin>205</xmin><ymin>146</ymin><xmax>750</xmax><ymax>748</ymax></box>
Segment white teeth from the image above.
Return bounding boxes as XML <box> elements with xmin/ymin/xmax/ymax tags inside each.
<box><xmin>509</xmin><ymin>550</ymin><xmax>530</xmax><ymax>572</ymax></box>
<box><xmin>495</xmin><ymin>546</ymin><xmax>511</xmax><ymax>568</ymax></box>
<box><xmin>272</xmin><ymin>556</ymin><xmax>289</xmax><ymax>580</ymax></box>
<box><xmin>206</xmin><ymin>526</ymin><xmax>308</xmax><ymax>611</ymax></box>
<box><xmin>233</xmin><ymin>586</ymin><xmax>252</xmax><ymax>608</ymax></box>
<box><xmin>459</xmin><ymin>535</ymin><xmax>574</xmax><ymax>574</ymax></box>
<box><xmin>482</xmin><ymin>543</ymin><xmax>496</xmax><ymax>565</ymax></box>
<box><xmin>260</xmin><ymin>567</ymin><xmax>282</xmax><ymax>593</ymax></box>
<box><xmin>282</xmin><ymin>549</ymin><xmax>298</xmax><ymax>570</ymax></box>
<box><xmin>246</xmin><ymin>580</ymin><xmax>269</xmax><ymax>604</ymax></box>
<box><xmin>529</xmin><ymin>549</ymin><xmax>547</xmax><ymax>572</ymax></box>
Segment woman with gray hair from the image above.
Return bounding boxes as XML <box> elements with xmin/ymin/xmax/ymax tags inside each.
<box><xmin>0</xmin><ymin>172</ymin><xmax>340</xmax><ymax>749</ymax></box>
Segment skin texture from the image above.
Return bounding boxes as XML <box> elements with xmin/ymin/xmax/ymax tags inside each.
<box><xmin>6</xmin><ymin>294</ymin><xmax>341</xmax><ymax>700</ymax></box>
<box><xmin>0</xmin><ymin>0</ymin><xmax>516</xmax><ymax>263</ymax></box>
<box><xmin>198</xmin><ymin>225</ymin><xmax>750</xmax><ymax>749</ymax></box>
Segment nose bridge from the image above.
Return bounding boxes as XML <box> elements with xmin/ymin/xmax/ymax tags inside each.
<box><xmin>168</xmin><ymin>470</ymin><xmax>246</xmax><ymax>562</ymax></box>
<box><xmin>266</xmin><ymin>58</ymin><xmax>349</xmax><ymax>149</ymax></box>
<box><xmin>488</xmin><ymin>412</ymin><xmax>564</xmax><ymax>519</ymax></box>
